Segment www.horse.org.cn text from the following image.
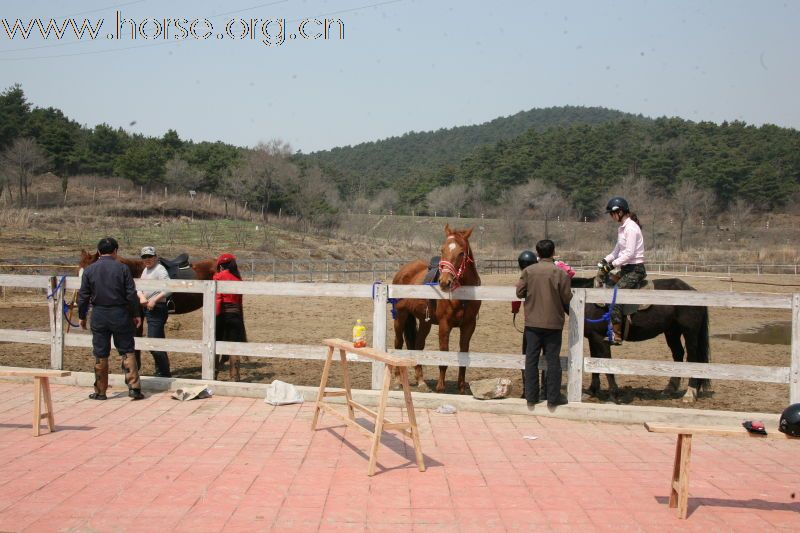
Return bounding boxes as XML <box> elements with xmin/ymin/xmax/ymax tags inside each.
<box><xmin>0</xmin><ymin>11</ymin><xmax>346</xmax><ymax>47</ymax></box>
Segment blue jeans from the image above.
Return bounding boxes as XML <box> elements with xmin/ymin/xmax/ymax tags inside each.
<box><xmin>144</xmin><ymin>302</ymin><xmax>171</xmax><ymax>377</ymax></box>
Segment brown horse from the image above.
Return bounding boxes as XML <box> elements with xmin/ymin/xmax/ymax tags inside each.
<box><xmin>77</xmin><ymin>251</ymin><xmax>245</xmax><ymax>380</ymax></box>
<box><xmin>392</xmin><ymin>224</ymin><xmax>481</xmax><ymax>394</ymax></box>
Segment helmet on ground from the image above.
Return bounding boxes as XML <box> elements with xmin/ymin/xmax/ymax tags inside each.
<box><xmin>216</xmin><ymin>253</ymin><xmax>237</xmax><ymax>269</ymax></box>
<box><xmin>605</xmin><ymin>196</ymin><xmax>630</xmax><ymax>214</ymax></box>
<box><xmin>518</xmin><ymin>250</ymin><xmax>538</xmax><ymax>270</ymax></box>
<box><xmin>778</xmin><ymin>403</ymin><xmax>800</xmax><ymax>437</ymax></box>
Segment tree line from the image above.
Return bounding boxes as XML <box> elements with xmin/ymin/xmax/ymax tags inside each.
<box><xmin>3</xmin><ymin>83</ymin><xmax>799</xmax><ymax>236</ymax></box>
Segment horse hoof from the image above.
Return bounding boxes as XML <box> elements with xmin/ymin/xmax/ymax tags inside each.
<box><xmin>581</xmin><ymin>393</ymin><xmax>592</xmax><ymax>401</ymax></box>
<box><xmin>682</xmin><ymin>389</ymin><xmax>697</xmax><ymax>404</ymax></box>
<box><xmin>435</xmin><ymin>384</ymin><xmax>446</xmax><ymax>394</ymax></box>
<box><xmin>416</xmin><ymin>382</ymin><xmax>430</xmax><ymax>393</ymax></box>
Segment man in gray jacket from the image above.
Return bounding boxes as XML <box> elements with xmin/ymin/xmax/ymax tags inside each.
<box><xmin>515</xmin><ymin>239</ymin><xmax>572</xmax><ymax>407</ymax></box>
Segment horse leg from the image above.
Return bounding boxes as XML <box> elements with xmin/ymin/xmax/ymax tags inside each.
<box><xmin>664</xmin><ymin>328</ymin><xmax>685</xmax><ymax>396</ymax></box>
<box><xmin>586</xmin><ymin>337</ymin><xmax>603</xmax><ymax>397</ymax></box>
<box><xmin>392</xmin><ymin>311</ymin><xmax>408</xmax><ymax>389</ymax></box>
<box><xmin>230</xmin><ymin>356</ymin><xmax>240</xmax><ymax>382</ymax></box>
<box><xmin>681</xmin><ymin>331</ymin><xmax>701</xmax><ymax>404</ymax></box>
<box><xmin>437</xmin><ymin>322</ymin><xmax>452</xmax><ymax>394</ymax></box>
<box><xmin>414</xmin><ymin>320</ymin><xmax>432</xmax><ymax>392</ymax></box>
<box><xmin>457</xmin><ymin>319</ymin><xmax>477</xmax><ymax>395</ymax></box>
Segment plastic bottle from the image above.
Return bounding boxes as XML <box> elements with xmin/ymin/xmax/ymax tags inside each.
<box><xmin>352</xmin><ymin>319</ymin><xmax>367</xmax><ymax>348</ymax></box>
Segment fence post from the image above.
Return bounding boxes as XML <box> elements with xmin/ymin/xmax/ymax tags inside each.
<box><xmin>567</xmin><ymin>288</ymin><xmax>586</xmax><ymax>403</ymax></box>
<box><xmin>47</xmin><ymin>277</ymin><xmax>65</xmax><ymax>370</ymax></box>
<box><xmin>791</xmin><ymin>294</ymin><xmax>800</xmax><ymax>404</ymax></box>
<box><xmin>371</xmin><ymin>283</ymin><xmax>388</xmax><ymax>390</ymax></box>
<box><xmin>201</xmin><ymin>280</ymin><xmax>217</xmax><ymax>380</ymax></box>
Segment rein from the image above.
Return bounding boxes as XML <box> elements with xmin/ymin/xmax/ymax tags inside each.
<box><xmin>438</xmin><ymin>252</ymin><xmax>474</xmax><ymax>291</ymax></box>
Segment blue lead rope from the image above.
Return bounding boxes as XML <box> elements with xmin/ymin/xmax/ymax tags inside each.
<box><xmin>46</xmin><ymin>275</ymin><xmax>81</xmax><ymax>328</ymax></box>
<box><xmin>585</xmin><ymin>285</ymin><xmax>618</xmax><ymax>343</ymax></box>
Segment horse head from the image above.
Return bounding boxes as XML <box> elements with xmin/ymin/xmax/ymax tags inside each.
<box><xmin>79</xmin><ymin>249</ymin><xmax>99</xmax><ymax>271</ymax></box>
<box><xmin>438</xmin><ymin>224</ymin><xmax>475</xmax><ymax>292</ymax></box>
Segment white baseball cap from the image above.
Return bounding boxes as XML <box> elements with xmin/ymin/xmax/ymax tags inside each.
<box><xmin>140</xmin><ymin>246</ymin><xmax>157</xmax><ymax>258</ymax></box>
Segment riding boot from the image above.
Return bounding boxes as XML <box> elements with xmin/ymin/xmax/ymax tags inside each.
<box><xmin>121</xmin><ymin>353</ymin><xmax>144</xmax><ymax>399</ymax></box>
<box><xmin>152</xmin><ymin>353</ymin><xmax>172</xmax><ymax>378</ymax></box>
<box><xmin>611</xmin><ymin>322</ymin><xmax>623</xmax><ymax>345</ymax></box>
<box><xmin>90</xmin><ymin>357</ymin><xmax>109</xmax><ymax>400</ymax></box>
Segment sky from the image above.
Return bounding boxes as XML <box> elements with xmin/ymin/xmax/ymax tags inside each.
<box><xmin>0</xmin><ymin>0</ymin><xmax>798</xmax><ymax>153</ymax></box>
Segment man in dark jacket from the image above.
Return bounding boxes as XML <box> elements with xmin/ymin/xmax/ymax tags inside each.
<box><xmin>515</xmin><ymin>239</ymin><xmax>572</xmax><ymax>408</ymax></box>
<box><xmin>78</xmin><ymin>237</ymin><xmax>144</xmax><ymax>400</ymax></box>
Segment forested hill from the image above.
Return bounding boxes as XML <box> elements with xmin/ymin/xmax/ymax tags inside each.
<box><xmin>451</xmin><ymin>117</ymin><xmax>800</xmax><ymax>216</ymax></box>
<box><xmin>306</xmin><ymin>106</ymin><xmax>648</xmax><ymax>195</ymax></box>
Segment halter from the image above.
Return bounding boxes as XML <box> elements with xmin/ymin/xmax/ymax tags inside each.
<box><xmin>438</xmin><ymin>239</ymin><xmax>474</xmax><ymax>290</ymax></box>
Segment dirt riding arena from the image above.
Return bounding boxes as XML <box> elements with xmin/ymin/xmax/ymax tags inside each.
<box><xmin>0</xmin><ymin>272</ymin><xmax>794</xmax><ymax>413</ymax></box>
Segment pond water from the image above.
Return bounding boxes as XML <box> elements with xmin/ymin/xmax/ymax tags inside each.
<box><xmin>713</xmin><ymin>321</ymin><xmax>792</xmax><ymax>345</ymax></box>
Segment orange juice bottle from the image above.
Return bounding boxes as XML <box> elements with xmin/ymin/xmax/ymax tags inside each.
<box><xmin>352</xmin><ymin>319</ymin><xmax>367</xmax><ymax>348</ymax></box>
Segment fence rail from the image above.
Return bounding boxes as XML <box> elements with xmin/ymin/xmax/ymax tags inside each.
<box><xmin>0</xmin><ymin>274</ymin><xmax>797</xmax><ymax>405</ymax></box>
<box><xmin>4</xmin><ymin>259</ymin><xmax>800</xmax><ymax>282</ymax></box>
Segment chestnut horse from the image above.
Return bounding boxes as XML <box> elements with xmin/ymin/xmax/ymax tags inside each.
<box><xmin>392</xmin><ymin>225</ymin><xmax>481</xmax><ymax>394</ymax></box>
<box><xmin>78</xmin><ymin>251</ymin><xmax>242</xmax><ymax>381</ymax></box>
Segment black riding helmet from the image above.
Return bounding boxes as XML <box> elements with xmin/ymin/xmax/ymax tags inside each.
<box><xmin>606</xmin><ymin>196</ymin><xmax>630</xmax><ymax>214</ymax></box>
<box><xmin>779</xmin><ymin>403</ymin><xmax>800</xmax><ymax>437</ymax></box>
<box><xmin>518</xmin><ymin>250</ymin><xmax>538</xmax><ymax>270</ymax></box>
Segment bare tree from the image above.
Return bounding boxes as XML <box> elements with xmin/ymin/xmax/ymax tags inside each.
<box><xmin>373</xmin><ymin>188</ymin><xmax>399</xmax><ymax>214</ymax></box>
<box><xmin>426</xmin><ymin>183</ymin><xmax>469</xmax><ymax>217</ymax></box>
<box><xmin>518</xmin><ymin>179</ymin><xmax>570</xmax><ymax>239</ymax></box>
<box><xmin>673</xmin><ymin>181</ymin><xmax>713</xmax><ymax>251</ymax></box>
<box><xmin>1</xmin><ymin>138</ymin><xmax>49</xmax><ymax>207</ymax></box>
<box><xmin>231</xmin><ymin>140</ymin><xmax>297</xmax><ymax>221</ymax></box>
<box><xmin>498</xmin><ymin>186</ymin><xmax>530</xmax><ymax>249</ymax></box>
<box><xmin>728</xmin><ymin>198</ymin><xmax>753</xmax><ymax>241</ymax></box>
<box><xmin>165</xmin><ymin>156</ymin><xmax>205</xmax><ymax>192</ymax></box>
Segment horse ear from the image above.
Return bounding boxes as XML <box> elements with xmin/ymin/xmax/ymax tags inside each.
<box><xmin>444</xmin><ymin>223</ymin><xmax>452</xmax><ymax>235</ymax></box>
<box><xmin>462</xmin><ymin>226</ymin><xmax>474</xmax><ymax>240</ymax></box>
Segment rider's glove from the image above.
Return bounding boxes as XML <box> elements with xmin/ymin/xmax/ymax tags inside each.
<box><xmin>598</xmin><ymin>259</ymin><xmax>612</xmax><ymax>274</ymax></box>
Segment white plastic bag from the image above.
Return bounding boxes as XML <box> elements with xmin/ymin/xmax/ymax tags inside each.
<box><xmin>265</xmin><ymin>380</ymin><xmax>304</xmax><ymax>406</ymax></box>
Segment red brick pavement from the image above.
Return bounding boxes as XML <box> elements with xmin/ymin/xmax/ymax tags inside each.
<box><xmin>0</xmin><ymin>382</ymin><xmax>798</xmax><ymax>532</ymax></box>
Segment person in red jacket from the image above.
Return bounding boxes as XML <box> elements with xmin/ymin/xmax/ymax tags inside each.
<box><xmin>213</xmin><ymin>253</ymin><xmax>246</xmax><ymax>381</ymax></box>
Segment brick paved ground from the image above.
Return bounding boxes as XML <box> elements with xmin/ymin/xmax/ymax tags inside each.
<box><xmin>0</xmin><ymin>382</ymin><xmax>798</xmax><ymax>532</ymax></box>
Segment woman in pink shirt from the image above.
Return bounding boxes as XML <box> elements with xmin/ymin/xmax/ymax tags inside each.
<box><xmin>598</xmin><ymin>196</ymin><xmax>646</xmax><ymax>344</ymax></box>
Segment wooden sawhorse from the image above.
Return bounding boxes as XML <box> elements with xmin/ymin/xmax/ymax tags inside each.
<box><xmin>0</xmin><ymin>369</ymin><xmax>72</xmax><ymax>436</ymax></box>
<box><xmin>645</xmin><ymin>422</ymin><xmax>798</xmax><ymax>518</ymax></box>
<box><xmin>312</xmin><ymin>338</ymin><xmax>425</xmax><ymax>476</ymax></box>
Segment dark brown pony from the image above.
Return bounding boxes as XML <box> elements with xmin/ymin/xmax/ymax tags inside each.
<box><xmin>571</xmin><ymin>268</ymin><xmax>711</xmax><ymax>403</ymax></box>
<box><xmin>78</xmin><ymin>250</ymin><xmax>215</xmax><ymax>314</ymax></box>
<box><xmin>392</xmin><ymin>224</ymin><xmax>481</xmax><ymax>394</ymax></box>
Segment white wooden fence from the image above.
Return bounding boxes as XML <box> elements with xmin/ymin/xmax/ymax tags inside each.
<box><xmin>0</xmin><ymin>274</ymin><xmax>797</xmax><ymax>405</ymax></box>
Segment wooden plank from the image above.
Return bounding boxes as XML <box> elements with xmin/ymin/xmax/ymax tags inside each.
<box><xmin>0</xmin><ymin>370</ymin><xmax>71</xmax><ymax>377</ymax></box>
<box><xmin>311</xmin><ymin>346</ymin><xmax>334</xmax><ymax>431</ymax></box>
<box><xmin>0</xmin><ymin>329</ymin><xmax>52</xmax><ymax>345</ymax></box>
<box><xmin>371</xmin><ymin>283</ymin><xmax>388</xmax><ymax>390</ymax></box>
<box><xmin>645</xmin><ymin>422</ymin><xmax>799</xmax><ymax>439</ymax></box>
<box><xmin>32</xmin><ymin>376</ymin><xmax>41</xmax><ymax>437</ymax></box>
<box><xmin>318</xmin><ymin>403</ymin><xmax>375</xmax><ymax>439</ymax></box>
<box><xmin>216</xmin><ymin>280</ymin><xmax>373</xmax><ymax>298</ymax></box>
<box><xmin>64</xmin><ymin>334</ymin><xmax>202</xmax><ymax>353</ymax></box>
<box><xmin>792</xmin><ymin>294</ymin><xmax>800</xmax><ymax>403</ymax></box>
<box><xmin>0</xmin><ymin>275</ymin><xmax>50</xmax><ymax>289</ymax></box>
<box><xmin>584</xmin><ymin>358</ymin><xmax>789</xmax><ymax>383</ymax></box>
<box><xmin>388</xmin><ymin>348</ymin><xmax>566</xmax><ymax>371</ymax></box>
<box><xmin>324</xmin><ymin>391</ymin><xmax>348</xmax><ymax>397</ymax></box>
<box><xmin>583</xmin><ymin>288</ymin><xmax>790</xmax><ymax>309</ymax></box>
<box><xmin>323</xmin><ymin>338</ymin><xmax>416</xmax><ymax>367</ymax></box>
<box><xmin>567</xmin><ymin>288</ymin><xmax>586</xmax><ymax>403</ymax></box>
<box><xmin>349</xmin><ymin>400</ymin><xmax>378</xmax><ymax>419</ymax></box>
<box><xmin>201</xmin><ymin>281</ymin><xmax>216</xmax><ymax>380</ymax></box>
<box><xmin>63</xmin><ymin>277</ymin><xmax>209</xmax><ymax>293</ymax></box>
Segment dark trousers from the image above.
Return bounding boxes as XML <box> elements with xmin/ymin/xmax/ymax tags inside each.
<box><xmin>144</xmin><ymin>303</ymin><xmax>171</xmax><ymax>377</ymax></box>
<box><xmin>90</xmin><ymin>306</ymin><xmax>135</xmax><ymax>357</ymax></box>
<box><xmin>524</xmin><ymin>327</ymin><xmax>563</xmax><ymax>403</ymax></box>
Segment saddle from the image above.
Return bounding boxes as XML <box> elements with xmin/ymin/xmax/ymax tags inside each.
<box><xmin>423</xmin><ymin>256</ymin><xmax>441</xmax><ymax>322</ymax></box>
<box><xmin>159</xmin><ymin>253</ymin><xmax>194</xmax><ymax>280</ymax></box>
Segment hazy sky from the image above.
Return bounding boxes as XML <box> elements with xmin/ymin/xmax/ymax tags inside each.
<box><xmin>1</xmin><ymin>0</ymin><xmax>797</xmax><ymax>152</ymax></box>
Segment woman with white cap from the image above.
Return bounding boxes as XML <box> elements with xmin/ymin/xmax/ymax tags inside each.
<box><xmin>138</xmin><ymin>246</ymin><xmax>172</xmax><ymax>377</ymax></box>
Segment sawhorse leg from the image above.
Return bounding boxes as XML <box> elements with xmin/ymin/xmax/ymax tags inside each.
<box><xmin>399</xmin><ymin>367</ymin><xmax>425</xmax><ymax>472</ymax></box>
<box><xmin>32</xmin><ymin>377</ymin><xmax>55</xmax><ymax>437</ymax></box>
<box><xmin>311</xmin><ymin>346</ymin><xmax>334</xmax><ymax>430</ymax></box>
<box><xmin>669</xmin><ymin>433</ymin><xmax>692</xmax><ymax>519</ymax></box>
<box><xmin>367</xmin><ymin>364</ymin><xmax>392</xmax><ymax>476</ymax></box>
<box><xmin>339</xmin><ymin>349</ymin><xmax>355</xmax><ymax>421</ymax></box>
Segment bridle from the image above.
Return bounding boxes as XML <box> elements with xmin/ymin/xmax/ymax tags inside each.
<box><xmin>438</xmin><ymin>237</ymin><xmax>474</xmax><ymax>291</ymax></box>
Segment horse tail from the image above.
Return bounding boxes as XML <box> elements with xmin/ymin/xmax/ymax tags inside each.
<box><xmin>404</xmin><ymin>312</ymin><xmax>417</xmax><ymax>350</ymax></box>
<box><xmin>696</xmin><ymin>306</ymin><xmax>711</xmax><ymax>391</ymax></box>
